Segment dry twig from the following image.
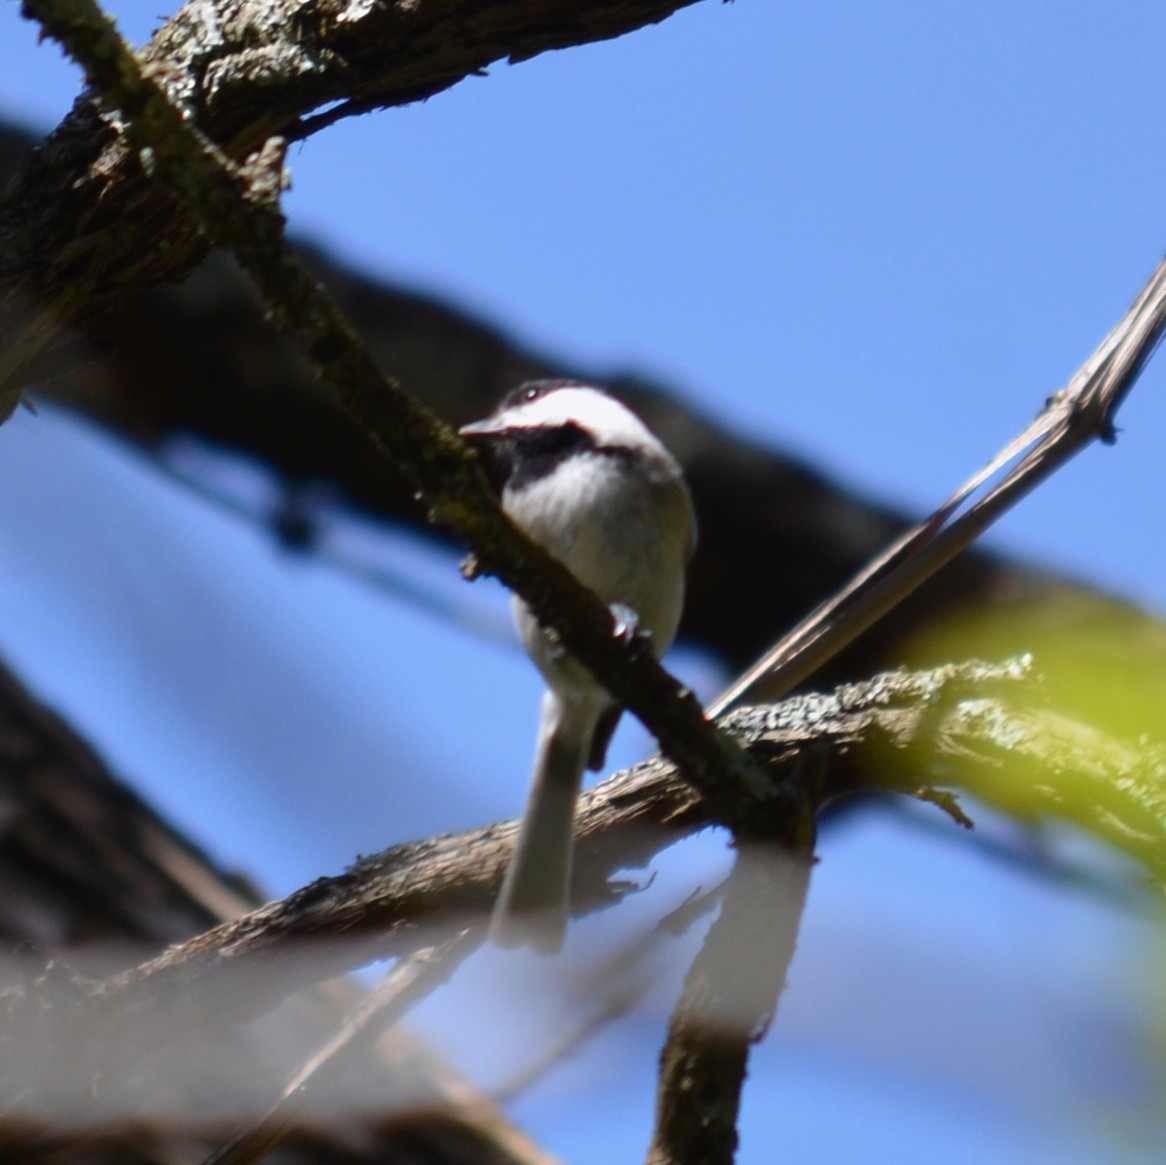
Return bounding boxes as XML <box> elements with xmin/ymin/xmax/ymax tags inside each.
<box><xmin>710</xmin><ymin>251</ymin><xmax>1166</xmax><ymax>717</ymax></box>
<box><xmin>204</xmin><ymin>929</ymin><xmax>482</xmax><ymax>1165</ymax></box>
<box><xmin>655</xmin><ymin>256</ymin><xmax>1166</xmax><ymax>1163</ymax></box>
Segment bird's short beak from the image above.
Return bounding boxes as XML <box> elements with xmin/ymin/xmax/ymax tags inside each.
<box><xmin>458</xmin><ymin>418</ymin><xmax>501</xmax><ymax>440</ymax></box>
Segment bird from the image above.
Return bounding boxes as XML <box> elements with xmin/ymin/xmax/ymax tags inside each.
<box><xmin>459</xmin><ymin>380</ymin><xmax>696</xmax><ymax>953</ymax></box>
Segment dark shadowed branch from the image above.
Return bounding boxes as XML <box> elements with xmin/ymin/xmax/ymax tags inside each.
<box><xmin>3</xmin><ymin>123</ymin><xmax>1155</xmax><ymax>702</ymax></box>
<box><xmin>0</xmin><ymin>658</ymin><xmax>555</xmax><ymax>1165</ymax></box>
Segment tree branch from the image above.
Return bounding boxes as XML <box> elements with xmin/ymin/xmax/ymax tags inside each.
<box><xmin>0</xmin><ymin>0</ymin><xmax>706</xmax><ymax>381</ymax></box>
<box><xmin>12</xmin><ymin>655</ymin><xmax>1164</xmax><ymax>1121</ymax></box>
<box><xmin>646</xmin><ymin>845</ymin><xmax>813</xmax><ymax>1165</ymax></box>
<box><xmin>4</xmin><ymin>653</ymin><xmax>1163</xmax><ymax>1138</ymax></box>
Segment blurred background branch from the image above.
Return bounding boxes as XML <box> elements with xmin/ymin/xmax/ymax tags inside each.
<box><xmin>4</xmin><ymin>91</ymin><xmax>1166</xmax><ymax>1154</ymax></box>
<box><xmin>4</xmin><ymin>117</ymin><xmax>1153</xmax><ymax>692</ymax></box>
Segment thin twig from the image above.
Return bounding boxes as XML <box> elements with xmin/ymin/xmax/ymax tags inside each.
<box><xmin>709</xmin><ymin>253</ymin><xmax>1166</xmax><ymax>717</ymax></box>
<box><xmin>493</xmin><ymin>884</ymin><xmax>726</xmax><ymax>1103</ymax></box>
<box><xmin>492</xmin><ymin>941</ymin><xmax>662</xmax><ymax>1106</ymax></box>
<box><xmin>203</xmin><ymin>928</ymin><xmax>481</xmax><ymax>1165</ymax></box>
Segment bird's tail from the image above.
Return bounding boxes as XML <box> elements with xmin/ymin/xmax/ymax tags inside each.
<box><xmin>491</xmin><ymin>692</ymin><xmax>599</xmax><ymax>955</ymax></box>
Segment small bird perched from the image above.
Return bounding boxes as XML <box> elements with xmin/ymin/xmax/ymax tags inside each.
<box><xmin>459</xmin><ymin>381</ymin><xmax>697</xmax><ymax>953</ymax></box>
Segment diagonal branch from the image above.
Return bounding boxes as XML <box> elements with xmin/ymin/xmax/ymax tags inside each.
<box><xmin>646</xmin><ymin>234</ymin><xmax>1166</xmax><ymax>1165</ymax></box>
<box><xmin>20</xmin><ymin>0</ymin><xmax>777</xmax><ymax>840</ymax></box>
<box><xmin>709</xmin><ymin>252</ymin><xmax>1166</xmax><ymax>716</ymax></box>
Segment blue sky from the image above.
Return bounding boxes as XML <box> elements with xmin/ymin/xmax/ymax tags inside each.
<box><xmin>1</xmin><ymin>2</ymin><xmax>1165</xmax><ymax>1161</ymax></box>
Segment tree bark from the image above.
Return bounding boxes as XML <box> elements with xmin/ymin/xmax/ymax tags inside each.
<box><xmin>0</xmin><ymin>0</ymin><xmax>704</xmax><ymax>341</ymax></box>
